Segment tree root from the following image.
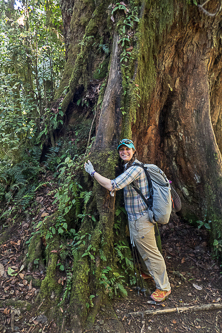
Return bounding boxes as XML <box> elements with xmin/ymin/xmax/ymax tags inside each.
<box><xmin>128</xmin><ymin>303</ymin><xmax>222</xmax><ymax>316</ymax></box>
<box><xmin>0</xmin><ymin>299</ymin><xmax>31</xmax><ymax>310</ymax></box>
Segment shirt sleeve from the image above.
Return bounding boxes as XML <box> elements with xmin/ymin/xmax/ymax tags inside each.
<box><xmin>111</xmin><ymin>165</ymin><xmax>143</xmax><ymax>191</ymax></box>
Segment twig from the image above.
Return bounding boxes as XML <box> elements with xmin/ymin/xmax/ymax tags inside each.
<box><xmin>128</xmin><ymin>303</ymin><xmax>222</xmax><ymax>316</ymax></box>
<box><xmin>187</xmin><ymin>256</ymin><xmax>206</xmax><ymax>269</ymax></box>
<box><xmin>27</xmin><ymin>326</ymin><xmax>33</xmax><ymax>333</ymax></box>
<box><xmin>86</xmin><ymin>106</ymin><xmax>97</xmax><ymax>150</ymax></box>
<box><xmin>197</xmin><ymin>0</ymin><xmax>221</xmax><ymax>17</ymax></box>
<box><xmin>215</xmin><ymin>310</ymin><xmax>221</xmax><ymax>333</ymax></box>
<box><xmin>11</xmin><ymin>310</ymin><xmax>15</xmax><ymax>332</ymax></box>
<box><xmin>37</xmin><ymin>299</ymin><xmax>45</xmax><ymax>312</ymax></box>
<box><xmin>140</xmin><ymin>322</ymin><xmax>145</xmax><ymax>333</ymax></box>
<box><xmin>61</xmin><ymin>317</ymin><xmax>65</xmax><ymax>333</ymax></box>
<box><xmin>201</xmin><ymin>0</ymin><xmax>212</xmax><ymax>6</ymax></box>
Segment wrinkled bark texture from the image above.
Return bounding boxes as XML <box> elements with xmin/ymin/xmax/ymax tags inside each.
<box><xmin>132</xmin><ymin>3</ymin><xmax>222</xmax><ymax>239</ymax></box>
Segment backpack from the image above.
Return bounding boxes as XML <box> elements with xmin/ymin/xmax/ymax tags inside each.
<box><xmin>131</xmin><ymin>163</ymin><xmax>172</xmax><ymax>225</ymax></box>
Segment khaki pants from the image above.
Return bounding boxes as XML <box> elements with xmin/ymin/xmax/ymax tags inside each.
<box><xmin>129</xmin><ymin>214</ymin><xmax>171</xmax><ymax>292</ymax></box>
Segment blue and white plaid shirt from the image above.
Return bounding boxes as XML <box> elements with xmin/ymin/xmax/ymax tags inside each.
<box><xmin>111</xmin><ymin>160</ymin><xmax>150</xmax><ymax>221</ymax></box>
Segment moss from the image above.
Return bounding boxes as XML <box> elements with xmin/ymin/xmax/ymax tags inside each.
<box><xmin>0</xmin><ymin>300</ymin><xmax>32</xmax><ymax>311</ymax></box>
<box><xmin>40</xmin><ymin>237</ymin><xmax>62</xmax><ymax>300</ymax></box>
<box><xmin>123</xmin><ymin>0</ymin><xmax>190</xmax><ymax>129</ymax></box>
<box><xmin>69</xmin><ymin>246</ymin><xmax>91</xmax><ymax>327</ymax></box>
<box><xmin>60</xmin><ymin>0</ymin><xmax>111</xmax><ymax>114</ymax></box>
<box><xmin>93</xmin><ymin>57</ymin><xmax>109</xmax><ymax>80</ymax></box>
<box><xmin>25</xmin><ymin>276</ymin><xmax>42</xmax><ymax>288</ymax></box>
<box><xmin>26</xmin><ymin>232</ymin><xmax>43</xmax><ymax>271</ymax></box>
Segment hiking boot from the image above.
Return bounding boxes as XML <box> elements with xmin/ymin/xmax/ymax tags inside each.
<box><xmin>150</xmin><ymin>289</ymin><xmax>171</xmax><ymax>302</ymax></box>
<box><xmin>141</xmin><ymin>272</ymin><xmax>152</xmax><ymax>280</ymax></box>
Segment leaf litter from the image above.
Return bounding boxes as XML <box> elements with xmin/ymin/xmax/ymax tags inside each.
<box><xmin>0</xmin><ymin>177</ymin><xmax>222</xmax><ymax>332</ymax></box>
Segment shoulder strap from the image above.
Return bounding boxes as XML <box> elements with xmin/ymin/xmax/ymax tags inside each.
<box><xmin>130</xmin><ymin>163</ymin><xmax>153</xmax><ymax>210</ymax></box>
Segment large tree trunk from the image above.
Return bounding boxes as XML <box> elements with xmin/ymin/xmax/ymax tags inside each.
<box><xmin>132</xmin><ymin>1</ymin><xmax>222</xmax><ymax>241</ymax></box>
<box><xmin>29</xmin><ymin>0</ymin><xmax>222</xmax><ymax>331</ymax></box>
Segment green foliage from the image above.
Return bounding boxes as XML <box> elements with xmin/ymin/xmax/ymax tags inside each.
<box><xmin>86</xmin><ymin>294</ymin><xmax>95</xmax><ymax>309</ymax></box>
<box><xmin>99</xmin><ymin>266</ymin><xmax>128</xmax><ymax>298</ymax></box>
<box><xmin>112</xmin><ymin>2</ymin><xmax>140</xmax><ymax>117</ymax></box>
<box><xmin>53</xmin><ymin>156</ymin><xmax>86</xmax><ymax>217</ymax></box>
<box><xmin>0</xmin><ymin>0</ymin><xmax>65</xmax><ymax>162</ymax></box>
<box><xmin>213</xmin><ymin>239</ymin><xmax>222</xmax><ymax>258</ymax></box>
<box><xmin>0</xmin><ymin>147</ymin><xmax>42</xmax><ymax>216</ymax></box>
<box><xmin>93</xmin><ymin>57</ymin><xmax>109</xmax><ymax>80</ymax></box>
<box><xmin>135</xmin><ymin>0</ymin><xmax>189</xmax><ymax>113</ymax></box>
<box><xmin>114</xmin><ymin>241</ymin><xmax>136</xmax><ymax>286</ymax></box>
<box><xmin>58</xmin><ymin>270</ymin><xmax>73</xmax><ymax>307</ymax></box>
<box><xmin>196</xmin><ymin>219</ymin><xmax>211</xmax><ymax>230</ymax></box>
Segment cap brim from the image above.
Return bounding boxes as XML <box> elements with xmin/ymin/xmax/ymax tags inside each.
<box><xmin>117</xmin><ymin>143</ymin><xmax>135</xmax><ymax>150</ymax></box>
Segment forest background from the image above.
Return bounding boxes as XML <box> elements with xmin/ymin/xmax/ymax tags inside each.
<box><xmin>0</xmin><ymin>0</ymin><xmax>222</xmax><ymax>332</ymax></box>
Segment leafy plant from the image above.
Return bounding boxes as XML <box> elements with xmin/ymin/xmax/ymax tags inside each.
<box><xmin>196</xmin><ymin>219</ymin><xmax>211</xmax><ymax>230</ymax></box>
<box><xmin>99</xmin><ymin>266</ymin><xmax>127</xmax><ymax>298</ymax></box>
<box><xmin>0</xmin><ymin>0</ymin><xmax>65</xmax><ymax>162</ymax></box>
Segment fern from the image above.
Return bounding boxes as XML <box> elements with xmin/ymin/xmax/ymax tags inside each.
<box><xmin>0</xmin><ymin>151</ymin><xmax>41</xmax><ymax>212</ymax></box>
<box><xmin>58</xmin><ymin>271</ymin><xmax>73</xmax><ymax>307</ymax></box>
<box><xmin>115</xmin><ymin>282</ymin><xmax>128</xmax><ymax>297</ymax></box>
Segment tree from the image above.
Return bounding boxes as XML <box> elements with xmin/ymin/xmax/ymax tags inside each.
<box><xmin>3</xmin><ymin>0</ymin><xmax>222</xmax><ymax>332</ymax></box>
<box><xmin>0</xmin><ymin>0</ymin><xmax>65</xmax><ymax>160</ymax></box>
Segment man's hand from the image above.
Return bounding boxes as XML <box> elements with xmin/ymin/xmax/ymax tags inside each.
<box><xmin>84</xmin><ymin>160</ymin><xmax>95</xmax><ymax>176</ymax></box>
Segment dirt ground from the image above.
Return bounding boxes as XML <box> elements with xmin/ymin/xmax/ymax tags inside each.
<box><xmin>0</xmin><ymin>186</ymin><xmax>222</xmax><ymax>333</ymax></box>
<box><xmin>91</xmin><ymin>216</ymin><xmax>222</xmax><ymax>333</ymax></box>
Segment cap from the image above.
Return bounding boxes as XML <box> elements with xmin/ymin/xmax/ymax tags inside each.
<box><xmin>117</xmin><ymin>139</ymin><xmax>135</xmax><ymax>150</ymax></box>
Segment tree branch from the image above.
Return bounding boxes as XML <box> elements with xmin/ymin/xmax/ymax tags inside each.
<box><xmin>128</xmin><ymin>303</ymin><xmax>222</xmax><ymax>317</ymax></box>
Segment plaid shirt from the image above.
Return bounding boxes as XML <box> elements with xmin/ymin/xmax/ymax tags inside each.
<box><xmin>111</xmin><ymin>160</ymin><xmax>150</xmax><ymax>221</ymax></box>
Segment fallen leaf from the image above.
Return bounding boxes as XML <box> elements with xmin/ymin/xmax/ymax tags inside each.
<box><xmin>7</xmin><ymin>267</ymin><xmax>17</xmax><ymax>277</ymax></box>
<box><xmin>41</xmin><ymin>212</ymin><xmax>49</xmax><ymax>218</ymax></box>
<box><xmin>51</xmin><ymin>250</ymin><xmax>58</xmax><ymax>253</ymax></box>
<box><xmin>181</xmin><ymin>257</ymin><xmax>185</xmax><ymax>263</ymax></box>
<box><xmin>19</xmin><ymin>273</ymin><xmax>25</xmax><ymax>279</ymax></box>
<box><xmin>193</xmin><ymin>283</ymin><xmax>202</xmax><ymax>290</ymax></box>
<box><xmin>172</xmin><ymin>320</ymin><xmax>177</xmax><ymax>324</ymax></box>
<box><xmin>28</xmin><ymin>280</ymin><xmax>32</xmax><ymax>290</ymax></box>
<box><xmin>3</xmin><ymin>308</ymin><xmax>10</xmax><ymax>315</ymax></box>
<box><xmin>126</xmin><ymin>46</ymin><xmax>133</xmax><ymax>52</ymax></box>
<box><xmin>0</xmin><ymin>264</ymin><xmax>4</xmax><ymax>277</ymax></box>
<box><xmin>19</xmin><ymin>264</ymin><xmax>25</xmax><ymax>272</ymax></box>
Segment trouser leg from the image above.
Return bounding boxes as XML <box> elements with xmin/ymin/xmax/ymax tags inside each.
<box><xmin>130</xmin><ymin>215</ymin><xmax>171</xmax><ymax>291</ymax></box>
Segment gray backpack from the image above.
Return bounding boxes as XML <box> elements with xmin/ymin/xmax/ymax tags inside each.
<box><xmin>131</xmin><ymin>163</ymin><xmax>172</xmax><ymax>224</ymax></box>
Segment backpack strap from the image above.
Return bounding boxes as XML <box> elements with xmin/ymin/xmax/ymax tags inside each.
<box><xmin>130</xmin><ymin>163</ymin><xmax>153</xmax><ymax>210</ymax></box>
